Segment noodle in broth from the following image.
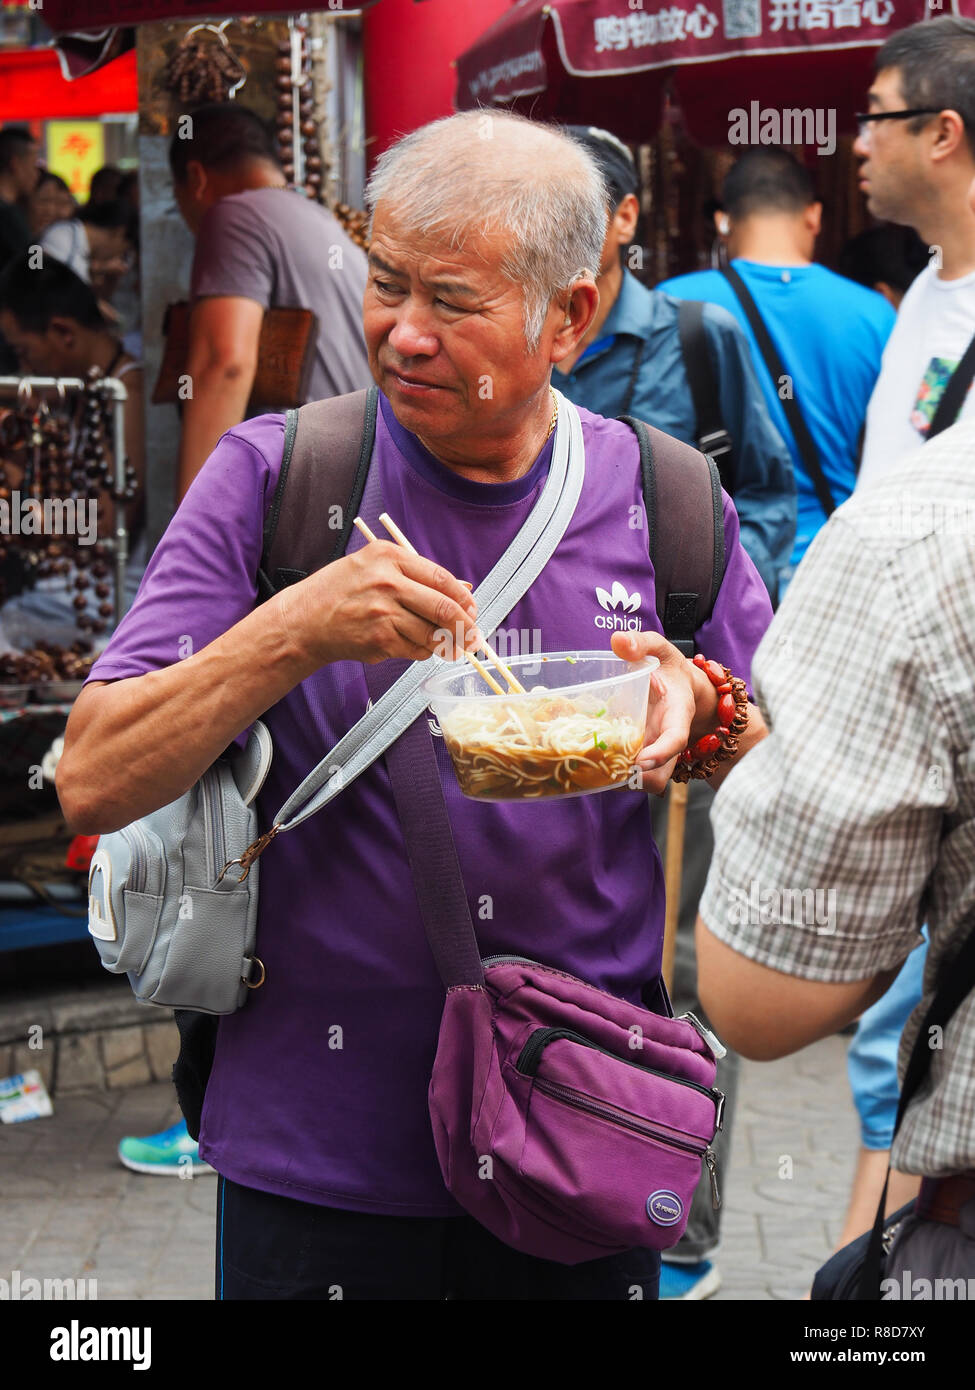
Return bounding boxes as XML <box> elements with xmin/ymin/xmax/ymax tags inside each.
<box><xmin>439</xmin><ymin>690</ymin><xmax>644</xmax><ymax>800</ymax></box>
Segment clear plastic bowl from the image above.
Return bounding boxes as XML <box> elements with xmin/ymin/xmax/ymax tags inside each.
<box><xmin>423</xmin><ymin>650</ymin><xmax>657</xmax><ymax>803</ymax></box>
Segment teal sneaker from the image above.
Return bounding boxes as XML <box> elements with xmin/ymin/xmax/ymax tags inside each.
<box><xmin>117</xmin><ymin>1119</ymin><xmax>214</xmax><ymax>1176</ymax></box>
<box><xmin>658</xmin><ymin>1259</ymin><xmax>721</xmax><ymax>1300</ymax></box>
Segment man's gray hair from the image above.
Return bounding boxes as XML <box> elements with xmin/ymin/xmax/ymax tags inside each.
<box><xmin>364</xmin><ymin>111</ymin><xmax>608</xmax><ymax>350</ymax></box>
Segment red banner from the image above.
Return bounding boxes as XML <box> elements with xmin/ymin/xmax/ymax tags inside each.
<box><xmin>0</xmin><ymin>48</ymin><xmax>137</xmax><ymax>120</ymax></box>
<box><xmin>457</xmin><ymin>0</ymin><xmax>963</xmax><ymax>107</ymax></box>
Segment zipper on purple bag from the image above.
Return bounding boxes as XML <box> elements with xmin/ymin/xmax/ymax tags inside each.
<box><xmin>531</xmin><ymin>1076</ymin><xmax>722</xmax><ymax>1211</ymax></box>
<box><xmin>513</xmin><ymin>1023</ymin><xmax>724</xmax><ymax>1210</ymax></box>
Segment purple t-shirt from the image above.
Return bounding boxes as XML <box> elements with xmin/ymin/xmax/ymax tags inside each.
<box><xmin>87</xmin><ymin>394</ymin><xmax>771</xmax><ymax>1216</ymax></box>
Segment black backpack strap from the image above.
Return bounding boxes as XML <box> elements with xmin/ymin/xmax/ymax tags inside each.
<box><xmin>719</xmin><ymin>266</ymin><xmax>837</xmax><ymax>519</ymax></box>
<box><xmin>928</xmin><ymin>331</ymin><xmax>975</xmax><ymax>440</ymax></box>
<box><xmin>676</xmin><ymin>298</ymin><xmax>735</xmax><ymax>495</ymax></box>
<box><xmin>618</xmin><ymin>338</ymin><xmax>647</xmax><ymax>418</ymax></box>
<box><xmin>620</xmin><ymin>415</ymin><xmax>726</xmax><ymax>655</ymax></box>
<box><xmin>256</xmin><ymin>386</ymin><xmax>380</xmax><ymax>599</ymax></box>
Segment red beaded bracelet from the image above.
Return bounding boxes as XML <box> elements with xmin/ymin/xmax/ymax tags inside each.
<box><xmin>672</xmin><ymin>655</ymin><xmax>750</xmax><ymax>783</ymax></box>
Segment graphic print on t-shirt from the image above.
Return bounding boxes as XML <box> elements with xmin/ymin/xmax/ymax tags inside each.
<box><xmin>911</xmin><ymin>356</ymin><xmax>963</xmax><ymax>436</ymax></box>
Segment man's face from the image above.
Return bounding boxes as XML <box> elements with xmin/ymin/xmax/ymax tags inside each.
<box><xmin>363</xmin><ymin>203</ymin><xmax>559</xmax><ymax>454</ymax></box>
<box><xmin>30</xmin><ymin>182</ymin><xmax>64</xmax><ymax>234</ymax></box>
<box><xmin>853</xmin><ymin>67</ymin><xmax>933</xmax><ymax>226</ymax></box>
<box><xmin>0</xmin><ymin>309</ymin><xmax>71</xmax><ymax>375</ymax></box>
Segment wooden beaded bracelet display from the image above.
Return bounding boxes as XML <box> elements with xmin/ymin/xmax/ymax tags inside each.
<box><xmin>672</xmin><ymin>655</ymin><xmax>750</xmax><ymax>783</ymax></box>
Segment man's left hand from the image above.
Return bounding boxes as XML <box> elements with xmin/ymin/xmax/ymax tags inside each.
<box><xmin>611</xmin><ymin>631</ymin><xmax>718</xmax><ymax>796</ymax></box>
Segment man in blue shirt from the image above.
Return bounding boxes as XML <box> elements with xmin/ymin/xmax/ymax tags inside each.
<box><xmin>660</xmin><ymin>149</ymin><xmax>895</xmax><ymax>583</ymax></box>
<box><xmin>557</xmin><ymin>129</ymin><xmax>795</xmax><ymax>602</ymax></box>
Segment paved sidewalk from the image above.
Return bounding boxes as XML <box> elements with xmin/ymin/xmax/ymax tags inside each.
<box><xmin>0</xmin><ymin>1033</ymin><xmax>859</xmax><ymax>1300</ymax></box>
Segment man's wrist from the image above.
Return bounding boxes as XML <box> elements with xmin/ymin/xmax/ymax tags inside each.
<box><xmin>688</xmin><ymin>657</ymin><xmax>720</xmax><ymax>742</ymax></box>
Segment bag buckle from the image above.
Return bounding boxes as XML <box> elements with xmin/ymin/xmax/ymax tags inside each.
<box><xmin>680</xmin><ymin>1010</ymin><xmax>727</xmax><ymax>1060</ymax></box>
<box><xmin>217</xmin><ymin>824</ymin><xmax>282</xmax><ymax>884</ymax></box>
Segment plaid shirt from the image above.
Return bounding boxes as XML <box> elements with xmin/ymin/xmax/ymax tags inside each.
<box><xmin>700</xmin><ymin>421</ymin><xmax>975</xmax><ymax>1177</ymax></box>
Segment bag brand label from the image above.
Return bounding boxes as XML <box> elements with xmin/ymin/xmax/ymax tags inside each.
<box><xmin>646</xmin><ymin>1190</ymin><xmax>683</xmax><ymax>1226</ymax></box>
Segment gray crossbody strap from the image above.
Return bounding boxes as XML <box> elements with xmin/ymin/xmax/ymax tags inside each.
<box><xmin>272</xmin><ymin>391</ymin><xmax>585</xmax><ymax>832</ymax></box>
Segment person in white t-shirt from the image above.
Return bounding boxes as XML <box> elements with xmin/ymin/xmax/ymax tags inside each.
<box><xmin>855</xmin><ymin>16</ymin><xmax>975</xmax><ymax>489</ymax></box>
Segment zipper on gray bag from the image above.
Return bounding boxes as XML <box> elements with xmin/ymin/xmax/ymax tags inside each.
<box><xmin>124</xmin><ymin>821</ymin><xmax>151</xmax><ymax>894</ymax></box>
<box><xmin>202</xmin><ymin>775</ymin><xmax>227</xmax><ymax>887</ymax></box>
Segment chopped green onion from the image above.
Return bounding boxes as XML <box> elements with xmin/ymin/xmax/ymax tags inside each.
<box><xmin>594</xmin><ymin>707</ymin><xmax>606</xmax><ymax>718</ymax></box>
<box><xmin>565</xmin><ymin>655</ymin><xmax>577</xmax><ymax>664</ymax></box>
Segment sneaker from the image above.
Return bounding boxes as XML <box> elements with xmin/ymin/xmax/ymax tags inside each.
<box><xmin>658</xmin><ymin>1258</ymin><xmax>721</xmax><ymax>1300</ymax></box>
<box><xmin>117</xmin><ymin>1119</ymin><xmax>214</xmax><ymax>1176</ymax></box>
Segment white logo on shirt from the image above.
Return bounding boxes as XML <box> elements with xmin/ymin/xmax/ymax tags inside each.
<box><xmin>594</xmin><ymin>581</ymin><xmax>643</xmax><ymax>631</ymax></box>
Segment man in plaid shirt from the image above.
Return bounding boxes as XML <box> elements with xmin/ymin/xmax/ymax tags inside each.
<box><xmin>697</xmin><ymin>418</ymin><xmax>975</xmax><ymax>1290</ymax></box>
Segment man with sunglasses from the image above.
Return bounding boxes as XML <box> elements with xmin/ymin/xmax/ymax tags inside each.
<box><xmin>855</xmin><ymin>15</ymin><xmax>975</xmax><ymax>487</ymax></box>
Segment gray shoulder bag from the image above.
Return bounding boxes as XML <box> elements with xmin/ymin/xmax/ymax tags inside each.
<box><xmin>86</xmin><ymin>391</ymin><xmax>586</xmax><ymax>1014</ymax></box>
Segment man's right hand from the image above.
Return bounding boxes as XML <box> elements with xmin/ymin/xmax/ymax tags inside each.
<box><xmin>57</xmin><ymin>541</ymin><xmax>482</xmax><ymax>835</ymax></box>
<box><xmin>281</xmin><ymin>539</ymin><xmax>482</xmax><ymax>667</ymax></box>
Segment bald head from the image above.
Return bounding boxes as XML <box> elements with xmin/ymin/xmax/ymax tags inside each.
<box><xmin>365</xmin><ymin>111</ymin><xmax>607</xmax><ymax>349</ymax></box>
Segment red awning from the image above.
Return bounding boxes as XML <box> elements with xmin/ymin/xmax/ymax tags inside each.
<box><xmin>456</xmin><ymin>0</ymin><xmax>969</xmax><ymax>143</ymax></box>
<box><xmin>0</xmin><ymin>47</ymin><xmax>137</xmax><ymax>120</ymax></box>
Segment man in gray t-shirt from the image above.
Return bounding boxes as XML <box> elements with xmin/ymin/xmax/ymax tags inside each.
<box><xmin>170</xmin><ymin>102</ymin><xmax>371</xmax><ymax>498</ymax></box>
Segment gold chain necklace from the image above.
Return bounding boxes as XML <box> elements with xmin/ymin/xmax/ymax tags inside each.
<box><xmin>545</xmin><ymin>386</ymin><xmax>559</xmax><ymax>442</ymax></box>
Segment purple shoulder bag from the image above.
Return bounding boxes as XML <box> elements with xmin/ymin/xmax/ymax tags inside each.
<box><xmin>365</xmin><ymin>665</ymin><xmax>726</xmax><ymax>1266</ymax></box>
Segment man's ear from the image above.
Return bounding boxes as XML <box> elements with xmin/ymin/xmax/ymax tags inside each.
<box><xmin>930</xmin><ymin>108</ymin><xmax>969</xmax><ymax>164</ymax></box>
<box><xmin>184</xmin><ymin>159</ymin><xmax>208</xmax><ymax>199</ymax></box>
<box><xmin>806</xmin><ymin>201</ymin><xmax>823</xmax><ymax>238</ymax></box>
<box><xmin>613</xmin><ymin>193</ymin><xmax>640</xmax><ymax>250</ymax></box>
<box><xmin>550</xmin><ymin>279</ymin><xmax>600</xmax><ymax>364</ymax></box>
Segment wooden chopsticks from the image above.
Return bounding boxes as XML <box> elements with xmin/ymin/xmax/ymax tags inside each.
<box><xmin>352</xmin><ymin>514</ymin><xmax>526</xmax><ymax>695</ymax></box>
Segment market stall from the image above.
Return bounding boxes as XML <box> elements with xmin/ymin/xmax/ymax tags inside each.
<box><xmin>0</xmin><ymin>371</ymin><xmax>130</xmax><ymax>951</ymax></box>
<box><xmin>0</xmin><ymin>5</ymin><xmax>377</xmax><ymax>962</ymax></box>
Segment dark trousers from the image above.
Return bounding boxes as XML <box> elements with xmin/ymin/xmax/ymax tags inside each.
<box><xmin>216</xmin><ymin>1175</ymin><xmax>660</xmax><ymax>1301</ymax></box>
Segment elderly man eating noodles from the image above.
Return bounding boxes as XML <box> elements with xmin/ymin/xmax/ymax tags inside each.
<box><xmin>58</xmin><ymin>113</ymin><xmax>772</xmax><ymax>1302</ymax></box>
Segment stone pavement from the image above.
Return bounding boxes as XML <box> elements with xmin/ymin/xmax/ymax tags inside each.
<box><xmin>0</xmin><ymin>1033</ymin><xmax>859</xmax><ymax>1301</ymax></box>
